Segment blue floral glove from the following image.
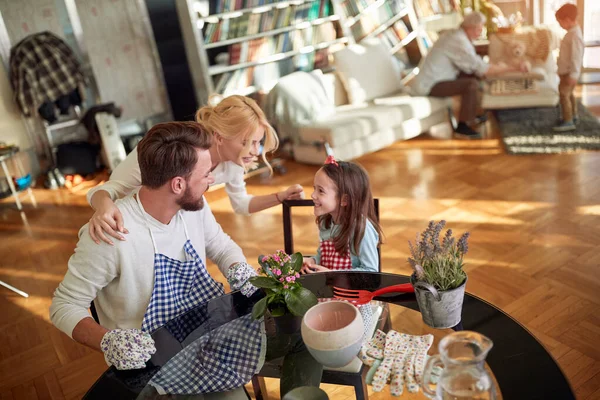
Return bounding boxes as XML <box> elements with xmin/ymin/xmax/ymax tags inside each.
<box><xmin>100</xmin><ymin>328</ymin><xmax>156</xmax><ymax>370</ymax></box>
<box><xmin>227</xmin><ymin>262</ymin><xmax>258</xmax><ymax>297</ymax></box>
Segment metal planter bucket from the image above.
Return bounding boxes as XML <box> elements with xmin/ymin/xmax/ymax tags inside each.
<box><xmin>411</xmin><ymin>274</ymin><xmax>467</xmax><ymax>329</ymax></box>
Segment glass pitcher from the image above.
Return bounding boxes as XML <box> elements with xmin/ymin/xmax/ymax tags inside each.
<box><xmin>422</xmin><ymin>331</ymin><xmax>496</xmax><ymax>400</ymax></box>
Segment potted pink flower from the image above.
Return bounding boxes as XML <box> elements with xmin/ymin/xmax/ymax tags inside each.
<box><xmin>250</xmin><ymin>250</ymin><xmax>318</xmax><ymax>333</ymax></box>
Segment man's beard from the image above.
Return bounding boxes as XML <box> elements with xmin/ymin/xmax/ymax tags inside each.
<box><xmin>177</xmin><ymin>186</ymin><xmax>204</xmax><ymax>211</ymax></box>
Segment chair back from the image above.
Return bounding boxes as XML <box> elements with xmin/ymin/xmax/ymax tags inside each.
<box><xmin>281</xmin><ymin>199</ymin><xmax>381</xmax><ymax>272</ymax></box>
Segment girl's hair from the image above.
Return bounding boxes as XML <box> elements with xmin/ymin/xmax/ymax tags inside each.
<box><xmin>195</xmin><ymin>95</ymin><xmax>279</xmax><ymax>171</ymax></box>
<box><xmin>317</xmin><ymin>161</ymin><xmax>383</xmax><ymax>257</ymax></box>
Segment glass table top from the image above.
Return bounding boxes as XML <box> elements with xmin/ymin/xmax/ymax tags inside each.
<box><xmin>84</xmin><ymin>272</ymin><xmax>574</xmax><ymax>400</ymax></box>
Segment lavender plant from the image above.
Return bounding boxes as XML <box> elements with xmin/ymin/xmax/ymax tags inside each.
<box><xmin>408</xmin><ymin>220</ymin><xmax>469</xmax><ymax>291</ymax></box>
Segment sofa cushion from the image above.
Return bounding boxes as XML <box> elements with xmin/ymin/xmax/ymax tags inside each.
<box><xmin>320</xmin><ymin>72</ymin><xmax>349</xmax><ymax>107</ymax></box>
<box><xmin>264</xmin><ymin>70</ymin><xmax>335</xmax><ymax>141</ymax></box>
<box><xmin>298</xmin><ymin>95</ymin><xmax>449</xmax><ymax>147</ymax></box>
<box><xmin>333</xmin><ymin>39</ymin><xmax>404</xmax><ymax>104</ymax></box>
<box><xmin>373</xmin><ymin>92</ymin><xmax>452</xmax><ymax>120</ymax></box>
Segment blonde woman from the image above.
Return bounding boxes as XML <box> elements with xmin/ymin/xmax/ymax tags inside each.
<box><xmin>87</xmin><ymin>95</ymin><xmax>304</xmax><ymax>245</ymax></box>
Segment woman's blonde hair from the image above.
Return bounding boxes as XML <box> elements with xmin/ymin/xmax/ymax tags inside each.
<box><xmin>195</xmin><ymin>95</ymin><xmax>279</xmax><ymax>172</ymax></box>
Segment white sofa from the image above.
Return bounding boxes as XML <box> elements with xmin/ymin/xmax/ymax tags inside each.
<box><xmin>482</xmin><ymin>27</ymin><xmax>561</xmax><ymax>109</ymax></box>
<box><xmin>265</xmin><ymin>40</ymin><xmax>452</xmax><ymax>164</ymax></box>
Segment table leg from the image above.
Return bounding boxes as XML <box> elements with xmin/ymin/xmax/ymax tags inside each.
<box><xmin>0</xmin><ymin>280</ymin><xmax>29</xmax><ymax>297</ymax></box>
<box><xmin>1</xmin><ymin>159</ymin><xmax>22</xmax><ymax>210</ymax></box>
<box><xmin>13</xmin><ymin>155</ymin><xmax>37</xmax><ymax>207</ymax></box>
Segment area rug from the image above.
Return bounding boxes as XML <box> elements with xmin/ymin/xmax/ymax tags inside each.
<box><xmin>495</xmin><ymin>102</ymin><xmax>600</xmax><ymax>155</ymax></box>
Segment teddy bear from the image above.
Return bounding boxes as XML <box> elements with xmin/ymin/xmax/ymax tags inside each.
<box><xmin>503</xmin><ymin>40</ymin><xmax>532</xmax><ymax>73</ymax></box>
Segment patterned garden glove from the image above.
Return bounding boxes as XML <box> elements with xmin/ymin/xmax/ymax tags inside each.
<box><xmin>389</xmin><ymin>332</ymin><xmax>434</xmax><ymax>395</ymax></box>
<box><xmin>101</xmin><ymin>328</ymin><xmax>156</xmax><ymax>370</ymax></box>
<box><xmin>370</xmin><ymin>330</ymin><xmax>405</xmax><ymax>392</ymax></box>
<box><xmin>361</xmin><ymin>330</ymin><xmax>434</xmax><ymax>396</ymax></box>
<box><xmin>359</xmin><ymin>329</ymin><xmax>386</xmax><ymax>367</ymax></box>
<box><xmin>227</xmin><ymin>262</ymin><xmax>258</xmax><ymax>297</ymax></box>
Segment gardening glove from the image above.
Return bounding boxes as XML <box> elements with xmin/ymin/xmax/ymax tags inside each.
<box><xmin>100</xmin><ymin>328</ymin><xmax>156</xmax><ymax>370</ymax></box>
<box><xmin>227</xmin><ymin>262</ymin><xmax>258</xmax><ymax>297</ymax></box>
<box><xmin>359</xmin><ymin>329</ymin><xmax>387</xmax><ymax>367</ymax></box>
<box><xmin>370</xmin><ymin>330</ymin><xmax>405</xmax><ymax>392</ymax></box>
<box><xmin>389</xmin><ymin>332</ymin><xmax>434</xmax><ymax>395</ymax></box>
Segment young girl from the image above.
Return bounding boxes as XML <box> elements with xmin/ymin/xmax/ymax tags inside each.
<box><xmin>87</xmin><ymin>95</ymin><xmax>304</xmax><ymax>245</ymax></box>
<box><xmin>301</xmin><ymin>156</ymin><xmax>383</xmax><ymax>274</ymax></box>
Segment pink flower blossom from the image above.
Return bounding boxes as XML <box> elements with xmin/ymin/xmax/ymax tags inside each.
<box><xmin>289</xmin><ymin>276</ymin><xmax>296</xmax><ymax>282</ymax></box>
<box><xmin>274</xmin><ymin>255</ymin><xmax>280</xmax><ymax>262</ymax></box>
<box><xmin>261</xmin><ymin>256</ymin><xmax>268</xmax><ymax>262</ymax></box>
<box><xmin>284</xmin><ymin>285</ymin><xmax>289</xmax><ymax>289</ymax></box>
<box><xmin>274</xmin><ymin>269</ymin><xmax>282</xmax><ymax>276</ymax></box>
<box><xmin>295</xmin><ymin>273</ymin><xmax>300</xmax><ymax>278</ymax></box>
<box><xmin>285</xmin><ymin>276</ymin><xmax>292</xmax><ymax>282</ymax></box>
<box><xmin>279</xmin><ymin>277</ymin><xmax>284</xmax><ymax>282</ymax></box>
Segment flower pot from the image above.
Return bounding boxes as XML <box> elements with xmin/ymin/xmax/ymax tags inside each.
<box><xmin>411</xmin><ymin>274</ymin><xmax>467</xmax><ymax>329</ymax></box>
<box><xmin>274</xmin><ymin>312</ymin><xmax>303</xmax><ymax>334</ymax></box>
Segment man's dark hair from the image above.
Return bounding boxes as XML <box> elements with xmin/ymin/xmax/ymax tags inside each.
<box><xmin>137</xmin><ymin>121</ymin><xmax>212</xmax><ymax>189</ymax></box>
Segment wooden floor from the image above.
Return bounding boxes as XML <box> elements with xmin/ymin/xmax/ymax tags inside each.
<box><xmin>1</xmin><ymin>85</ymin><xmax>599</xmax><ymax>400</ymax></box>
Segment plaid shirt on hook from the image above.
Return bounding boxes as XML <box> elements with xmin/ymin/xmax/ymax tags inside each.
<box><xmin>9</xmin><ymin>31</ymin><xmax>86</xmax><ymax>117</ymax></box>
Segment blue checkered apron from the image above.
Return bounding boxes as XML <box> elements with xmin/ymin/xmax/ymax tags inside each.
<box><xmin>149</xmin><ymin>313</ymin><xmax>266</xmax><ymax>395</ymax></box>
<box><xmin>139</xmin><ymin>212</ymin><xmax>225</xmax><ymax>334</ymax></box>
<box><xmin>136</xmin><ymin>196</ymin><xmax>265</xmax><ymax>394</ymax></box>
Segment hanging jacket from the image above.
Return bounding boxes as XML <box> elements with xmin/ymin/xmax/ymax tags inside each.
<box><xmin>9</xmin><ymin>31</ymin><xmax>86</xmax><ymax>117</ymax></box>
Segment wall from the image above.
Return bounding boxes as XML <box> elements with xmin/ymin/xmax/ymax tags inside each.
<box><xmin>0</xmin><ymin>66</ymin><xmax>30</xmax><ymax>150</ymax></box>
<box><xmin>75</xmin><ymin>0</ymin><xmax>170</xmax><ymax>121</ymax></box>
<box><xmin>0</xmin><ymin>66</ymin><xmax>39</xmax><ymax>179</ymax></box>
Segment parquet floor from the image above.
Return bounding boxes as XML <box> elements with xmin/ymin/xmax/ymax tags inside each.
<box><xmin>1</xmin><ymin>84</ymin><xmax>599</xmax><ymax>400</ymax></box>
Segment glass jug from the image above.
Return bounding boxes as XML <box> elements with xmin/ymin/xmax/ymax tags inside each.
<box><xmin>422</xmin><ymin>331</ymin><xmax>496</xmax><ymax>400</ymax></box>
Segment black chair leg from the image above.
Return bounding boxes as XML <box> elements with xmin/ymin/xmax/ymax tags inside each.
<box><xmin>251</xmin><ymin>375</ymin><xmax>268</xmax><ymax>400</ymax></box>
<box><xmin>353</xmin><ymin>376</ymin><xmax>369</xmax><ymax>400</ymax></box>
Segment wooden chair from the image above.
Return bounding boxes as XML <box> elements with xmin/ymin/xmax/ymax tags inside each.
<box><xmin>251</xmin><ymin>199</ymin><xmax>389</xmax><ymax>400</ymax></box>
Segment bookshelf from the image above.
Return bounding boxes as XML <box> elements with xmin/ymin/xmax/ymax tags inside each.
<box><xmin>176</xmin><ymin>0</ymin><xmax>347</xmax><ymax>104</ymax></box>
<box><xmin>176</xmin><ymin>0</ymin><xmax>430</xmax><ymax>104</ymax></box>
<box><xmin>330</xmin><ymin>0</ymin><xmax>427</xmax><ymax>81</ymax></box>
<box><xmin>413</xmin><ymin>0</ymin><xmax>462</xmax><ymax>39</ymax></box>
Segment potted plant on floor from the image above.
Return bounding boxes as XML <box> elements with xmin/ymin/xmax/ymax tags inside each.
<box><xmin>250</xmin><ymin>250</ymin><xmax>318</xmax><ymax>333</ymax></box>
<box><xmin>408</xmin><ymin>220</ymin><xmax>469</xmax><ymax>329</ymax></box>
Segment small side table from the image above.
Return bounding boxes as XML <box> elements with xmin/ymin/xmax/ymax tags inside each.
<box><xmin>0</xmin><ymin>146</ymin><xmax>37</xmax><ymax>211</ymax></box>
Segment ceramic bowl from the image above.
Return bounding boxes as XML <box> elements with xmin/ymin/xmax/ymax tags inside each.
<box><xmin>301</xmin><ymin>301</ymin><xmax>364</xmax><ymax>367</ymax></box>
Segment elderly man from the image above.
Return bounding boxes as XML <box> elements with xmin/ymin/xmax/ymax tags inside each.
<box><xmin>50</xmin><ymin>121</ymin><xmax>322</xmax><ymax>398</ymax></box>
<box><xmin>411</xmin><ymin>12</ymin><xmax>522</xmax><ymax>138</ymax></box>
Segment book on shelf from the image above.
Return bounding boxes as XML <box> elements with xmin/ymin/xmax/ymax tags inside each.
<box><xmin>392</xmin><ymin>19</ymin><xmax>410</xmax><ymax>39</ymax></box>
<box><xmin>337</xmin><ymin>0</ymin><xmax>407</xmax><ymax>20</ymax></box>
<box><xmin>351</xmin><ymin>0</ymin><xmax>401</xmax><ymax>41</ymax></box>
<box><xmin>413</xmin><ymin>0</ymin><xmax>458</xmax><ymax>18</ymax></box>
<box><xmin>413</xmin><ymin>0</ymin><xmax>435</xmax><ymax>18</ymax></box>
<box><xmin>376</xmin><ymin>19</ymin><xmax>412</xmax><ymax>53</ymax></box>
<box><xmin>215</xmin><ymin>57</ymin><xmax>299</xmax><ymax>96</ymax></box>
<box><xmin>204</xmin><ymin>0</ymin><xmax>332</xmax><ymax>44</ymax></box>
<box><xmin>201</xmin><ymin>0</ymin><xmax>346</xmax><ymax>96</ymax></box>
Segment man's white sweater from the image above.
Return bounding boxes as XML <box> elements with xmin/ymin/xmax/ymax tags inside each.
<box><xmin>50</xmin><ymin>192</ymin><xmax>246</xmax><ymax>338</ymax></box>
